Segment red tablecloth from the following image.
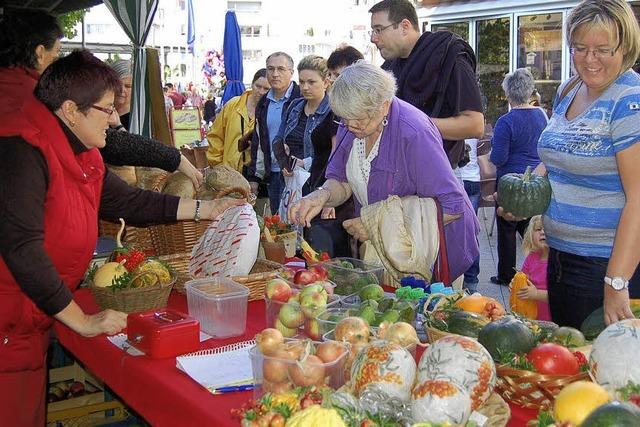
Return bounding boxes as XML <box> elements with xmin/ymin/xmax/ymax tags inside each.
<box><xmin>54</xmin><ymin>289</ymin><xmax>538</xmax><ymax>426</ymax></box>
<box><xmin>54</xmin><ymin>289</ymin><xmax>260</xmax><ymax>427</ymax></box>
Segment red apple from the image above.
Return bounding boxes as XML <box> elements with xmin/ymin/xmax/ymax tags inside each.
<box><xmin>293</xmin><ymin>269</ymin><xmax>318</xmax><ymax>286</ymax></box>
<box><xmin>266</xmin><ymin>278</ymin><xmax>292</xmax><ymax>303</ymax></box>
<box><xmin>308</xmin><ymin>265</ymin><xmax>328</xmax><ymax>281</ymax></box>
<box><xmin>278</xmin><ymin>301</ymin><xmax>305</xmax><ymax>329</ymax></box>
<box><xmin>316</xmin><ymin>280</ymin><xmax>335</xmax><ymax>295</ymax></box>
<box><xmin>305</xmin><ymin>319</ymin><xmax>321</xmax><ymax>340</ymax></box>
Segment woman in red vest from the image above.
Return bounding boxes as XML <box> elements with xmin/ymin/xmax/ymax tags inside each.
<box><xmin>0</xmin><ymin>50</ymin><xmax>243</xmax><ymax>425</ymax></box>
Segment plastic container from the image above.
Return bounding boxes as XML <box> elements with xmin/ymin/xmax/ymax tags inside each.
<box><xmin>320</xmin><ymin>257</ymin><xmax>384</xmax><ymax>295</ymax></box>
<box><xmin>264</xmin><ymin>289</ymin><xmax>340</xmax><ymax>340</ymax></box>
<box><xmin>185</xmin><ymin>277</ymin><xmax>249</xmax><ymax>338</ymax></box>
<box><xmin>338</xmin><ymin>292</ymin><xmax>419</xmax><ymax>326</ymax></box>
<box><xmin>315</xmin><ymin>307</ymin><xmax>359</xmax><ymax>337</ymax></box>
<box><xmin>322</xmin><ymin>329</ymin><xmax>417</xmax><ymax>358</ymax></box>
<box><xmin>249</xmin><ymin>339</ymin><xmax>349</xmax><ymax>399</ymax></box>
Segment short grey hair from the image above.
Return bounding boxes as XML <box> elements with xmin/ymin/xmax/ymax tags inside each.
<box><xmin>266</xmin><ymin>51</ymin><xmax>294</xmax><ymax>70</ymax></box>
<box><xmin>110</xmin><ymin>59</ymin><xmax>132</xmax><ymax>79</ymax></box>
<box><xmin>329</xmin><ymin>61</ymin><xmax>397</xmax><ymax>119</ymax></box>
<box><xmin>502</xmin><ymin>68</ymin><xmax>535</xmax><ymax>105</ymax></box>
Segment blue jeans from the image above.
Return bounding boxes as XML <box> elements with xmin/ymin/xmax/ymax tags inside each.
<box><xmin>463</xmin><ymin>180</ymin><xmax>481</xmax><ymax>291</ymax></box>
<box><xmin>547</xmin><ymin>248</ymin><xmax>640</xmax><ymax>328</ymax></box>
<box><xmin>268</xmin><ymin>172</ymin><xmax>285</xmax><ymax>215</ymax></box>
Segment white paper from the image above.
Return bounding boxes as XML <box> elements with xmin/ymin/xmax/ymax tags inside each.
<box><xmin>107</xmin><ymin>333</ymin><xmax>144</xmax><ymax>356</ymax></box>
<box><xmin>176</xmin><ymin>344</ymin><xmax>254</xmax><ymax>391</ymax></box>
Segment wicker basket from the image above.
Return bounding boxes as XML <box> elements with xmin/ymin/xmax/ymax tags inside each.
<box><xmin>422</xmin><ymin>291</ymin><xmax>472</xmax><ymax>343</ymax></box>
<box><xmin>272</xmin><ymin>230</ymin><xmax>297</xmax><ymax>258</ymax></box>
<box><xmin>477</xmin><ymin>392</ymin><xmax>511</xmax><ymax>427</ymax></box>
<box><xmin>494</xmin><ymin>365</ymin><xmax>590</xmax><ymax>409</ymax></box>
<box><xmin>89</xmin><ymin>273</ymin><xmax>176</xmax><ymax>314</ymax></box>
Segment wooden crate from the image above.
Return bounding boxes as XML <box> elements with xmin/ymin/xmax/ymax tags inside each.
<box><xmin>47</xmin><ymin>363</ymin><xmax>128</xmax><ymax>426</ymax></box>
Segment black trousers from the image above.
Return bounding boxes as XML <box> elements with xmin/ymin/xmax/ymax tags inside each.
<box><xmin>547</xmin><ymin>248</ymin><xmax>640</xmax><ymax>328</ymax></box>
<box><xmin>496</xmin><ymin>214</ymin><xmax>530</xmax><ymax>282</ymax></box>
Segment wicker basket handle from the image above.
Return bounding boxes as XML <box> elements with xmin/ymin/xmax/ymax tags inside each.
<box><xmin>215</xmin><ymin>186</ymin><xmax>256</xmax><ymax>205</ymax></box>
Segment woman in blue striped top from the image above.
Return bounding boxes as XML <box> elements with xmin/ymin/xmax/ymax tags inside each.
<box><xmin>501</xmin><ymin>0</ymin><xmax>640</xmax><ymax>328</ymax></box>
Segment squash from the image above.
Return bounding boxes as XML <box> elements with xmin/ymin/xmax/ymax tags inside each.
<box><xmin>285</xmin><ymin>405</ymin><xmax>347</xmax><ymax>427</ymax></box>
<box><xmin>581</xmin><ymin>401</ymin><xmax>640</xmax><ymax>427</ymax></box>
<box><xmin>589</xmin><ymin>318</ymin><xmax>640</xmax><ymax>390</ymax></box>
<box><xmin>417</xmin><ymin>335</ymin><xmax>496</xmax><ymax>410</ymax></box>
<box><xmin>580</xmin><ymin>301</ymin><xmax>640</xmax><ymax>340</ymax></box>
<box><xmin>477</xmin><ymin>315</ymin><xmax>536</xmax><ymax>361</ymax></box>
<box><xmin>430</xmin><ymin>310</ymin><xmax>489</xmax><ymax>338</ymax></box>
<box><xmin>497</xmin><ymin>166</ymin><xmax>551</xmax><ymax>218</ymax></box>
<box><xmin>553</xmin><ymin>381</ymin><xmax>611</xmax><ymax>426</ymax></box>
<box><xmin>454</xmin><ymin>294</ymin><xmax>505</xmax><ymax>321</ymax></box>
<box><xmin>509</xmin><ymin>272</ymin><xmax>538</xmax><ymax>319</ymax></box>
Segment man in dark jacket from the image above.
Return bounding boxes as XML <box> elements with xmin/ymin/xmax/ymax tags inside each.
<box><xmin>369</xmin><ymin>0</ymin><xmax>485</xmax><ymax>169</ymax></box>
<box><xmin>247</xmin><ymin>52</ymin><xmax>301</xmax><ymax>214</ymax></box>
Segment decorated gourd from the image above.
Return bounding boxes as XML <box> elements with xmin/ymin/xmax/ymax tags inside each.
<box><xmin>285</xmin><ymin>405</ymin><xmax>347</xmax><ymax>427</ymax></box>
<box><xmin>589</xmin><ymin>318</ymin><xmax>640</xmax><ymax>390</ymax></box>
<box><xmin>417</xmin><ymin>335</ymin><xmax>496</xmax><ymax>410</ymax></box>
<box><xmin>411</xmin><ymin>379</ymin><xmax>472</xmax><ymax>425</ymax></box>
<box><xmin>351</xmin><ymin>340</ymin><xmax>416</xmax><ymax>401</ymax></box>
<box><xmin>477</xmin><ymin>315</ymin><xmax>535</xmax><ymax>361</ymax></box>
<box><xmin>497</xmin><ymin>166</ymin><xmax>551</xmax><ymax>218</ymax></box>
<box><xmin>509</xmin><ymin>271</ymin><xmax>538</xmax><ymax>319</ymax></box>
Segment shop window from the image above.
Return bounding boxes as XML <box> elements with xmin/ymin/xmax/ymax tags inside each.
<box><xmin>517</xmin><ymin>13</ymin><xmax>562</xmax><ymax>115</ymax></box>
<box><xmin>431</xmin><ymin>21</ymin><xmax>469</xmax><ymax>42</ymax></box>
<box><xmin>476</xmin><ymin>17</ymin><xmax>510</xmax><ymax>127</ymax></box>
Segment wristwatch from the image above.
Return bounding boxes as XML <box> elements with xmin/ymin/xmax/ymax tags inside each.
<box><xmin>605</xmin><ymin>275</ymin><xmax>629</xmax><ymax>291</ymax></box>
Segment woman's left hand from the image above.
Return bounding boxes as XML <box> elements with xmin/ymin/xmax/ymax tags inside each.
<box><xmin>178</xmin><ymin>155</ymin><xmax>204</xmax><ymax>188</ymax></box>
<box><xmin>604</xmin><ymin>286</ymin><xmax>634</xmax><ymax>325</ymax></box>
<box><xmin>343</xmin><ymin>218</ymin><xmax>369</xmax><ymax>242</ymax></box>
<box><xmin>200</xmin><ymin>198</ymin><xmax>246</xmax><ymax>220</ymax></box>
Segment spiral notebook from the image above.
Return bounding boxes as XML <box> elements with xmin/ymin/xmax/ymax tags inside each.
<box><xmin>176</xmin><ymin>340</ymin><xmax>255</xmax><ymax>393</ymax></box>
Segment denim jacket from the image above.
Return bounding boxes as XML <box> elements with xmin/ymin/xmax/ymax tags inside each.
<box><xmin>273</xmin><ymin>94</ymin><xmax>331</xmax><ymax>171</ymax></box>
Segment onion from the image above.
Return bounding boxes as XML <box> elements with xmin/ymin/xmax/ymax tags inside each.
<box><xmin>255</xmin><ymin>328</ymin><xmax>284</xmax><ymax>356</ymax></box>
<box><xmin>379</xmin><ymin>321</ymin><xmax>419</xmax><ymax>348</ymax></box>
<box><xmin>262</xmin><ymin>348</ymin><xmax>292</xmax><ymax>383</ymax></box>
<box><xmin>263</xmin><ymin>380</ymin><xmax>292</xmax><ymax>394</ymax></box>
<box><xmin>288</xmin><ymin>354</ymin><xmax>326</xmax><ymax>387</ymax></box>
<box><xmin>316</xmin><ymin>341</ymin><xmax>347</xmax><ymax>364</ymax></box>
<box><xmin>335</xmin><ymin>317</ymin><xmax>370</xmax><ymax>345</ymax></box>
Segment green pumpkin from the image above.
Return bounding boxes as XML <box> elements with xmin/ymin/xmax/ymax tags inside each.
<box><xmin>497</xmin><ymin>166</ymin><xmax>551</xmax><ymax>218</ymax></box>
<box><xmin>581</xmin><ymin>305</ymin><xmax>640</xmax><ymax>340</ymax></box>
<box><xmin>581</xmin><ymin>401</ymin><xmax>640</xmax><ymax>427</ymax></box>
<box><xmin>477</xmin><ymin>315</ymin><xmax>535</xmax><ymax>361</ymax></box>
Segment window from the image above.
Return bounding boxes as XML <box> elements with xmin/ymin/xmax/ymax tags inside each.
<box><xmin>517</xmin><ymin>13</ymin><xmax>563</xmax><ymax>113</ymax></box>
<box><xmin>86</xmin><ymin>24</ymin><xmax>111</xmax><ymax>34</ymax></box>
<box><xmin>298</xmin><ymin>44</ymin><xmax>315</xmax><ymax>54</ymax></box>
<box><xmin>240</xmin><ymin>26</ymin><xmax>262</xmax><ymax>37</ymax></box>
<box><xmin>476</xmin><ymin>17</ymin><xmax>511</xmax><ymax>127</ymax></box>
<box><xmin>431</xmin><ymin>21</ymin><xmax>469</xmax><ymax>42</ymax></box>
<box><xmin>242</xmin><ymin>50</ymin><xmax>262</xmax><ymax>60</ymax></box>
<box><xmin>227</xmin><ymin>1</ymin><xmax>261</xmax><ymax>12</ymax></box>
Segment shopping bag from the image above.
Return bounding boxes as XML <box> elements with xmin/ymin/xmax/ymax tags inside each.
<box><xmin>278</xmin><ymin>167</ymin><xmax>310</xmax><ymax>224</ymax></box>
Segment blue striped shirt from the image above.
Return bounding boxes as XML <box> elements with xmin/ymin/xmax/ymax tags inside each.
<box><xmin>538</xmin><ymin>70</ymin><xmax>640</xmax><ymax>258</ymax></box>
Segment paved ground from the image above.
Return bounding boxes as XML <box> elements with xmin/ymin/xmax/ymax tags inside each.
<box><xmin>473</xmin><ymin>207</ymin><xmax>524</xmax><ymax>308</ymax></box>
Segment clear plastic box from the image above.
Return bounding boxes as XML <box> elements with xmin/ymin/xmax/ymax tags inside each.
<box><xmin>320</xmin><ymin>257</ymin><xmax>384</xmax><ymax>295</ymax></box>
<box><xmin>185</xmin><ymin>277</ymin><xmax>249</xmax><ymax>338</ymax></box>
<box><xmin>264</xmin><ymin>289</ymin><xmax>341</xmax><ymax>340</ymax></box>
<box><xmin>334</xmin><ymin>292</ymin><xmax>419</xmax><ymax>326</ymax></box>
<box><xmin>322</xmin><ymin>329</ymin><xmax>417</xmax><ymax>358</ymax></box>
<box><xmin>249</xmin><ymin>340</ymin><xmax>349</xmax><ymax>398</ymax></box>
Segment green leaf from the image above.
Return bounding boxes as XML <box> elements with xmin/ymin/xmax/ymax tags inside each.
<box><xmin>57</xmin><ymin>9</ymin><xmax>89</xmax><ymax>39</ymax></box>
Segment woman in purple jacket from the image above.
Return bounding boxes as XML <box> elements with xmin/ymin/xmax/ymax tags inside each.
<box><xmin>289</xmin><ymin>62</ymin><xmax>479</xmax><ymax>282</ymax></box>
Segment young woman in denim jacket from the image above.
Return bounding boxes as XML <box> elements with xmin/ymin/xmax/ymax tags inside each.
<box><xmin>273</xmin><ymin>55</ymin><xmax>336</xmax><ymax>195</ymax></box>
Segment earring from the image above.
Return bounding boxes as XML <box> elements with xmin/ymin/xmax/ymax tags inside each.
<box><xmin>70</xmin><ymin>121</ymin><xmax>76</xmax><ymax>128</ymax></box>
<box><xmin>382</xmin><ymin>116</ymin><xmax>388</xmax><ymax>127</ymax></box>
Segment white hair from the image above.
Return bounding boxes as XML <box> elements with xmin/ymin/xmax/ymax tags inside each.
<box><xmin>502</xmin><ymin>68</ymin><xmax>535</xmax><ymax>105</ymax></box>
<box><xmin>329</xmin><ymin>61</ymin><xmax>397</xmax><ymax>119</ymax></box>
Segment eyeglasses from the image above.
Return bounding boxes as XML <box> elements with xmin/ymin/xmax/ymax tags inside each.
<box><xmin>368</xmin><ymin>22</ymin><xmax>397</xmax><ymax>38</ymax></box>
<box><xmin>266</xmin><ymin>66</ymin><xmax>292</xmax><ymax>74</ymax></box>
<box><xmin>333</xmin><ymin>115</ymin><xmax>374</xmax><ymax>130</ymax></box>
<box><xmin>91</xmin><ymin>104</ymin><xmax>116</xmax><ymax>116</ymax></box>
<box><xmin>569</xmin><ymin>46</ymin><xmax>618</xmax><ymax>59</ymax></box>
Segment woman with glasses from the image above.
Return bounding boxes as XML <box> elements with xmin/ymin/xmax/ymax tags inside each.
<box><xmin>289</xmin><ymin>62</ymin><xmax>479</xmax><ymax>283</ymax></box>
<box><xmin>0</xmin><ymin>10</ymin><xmax>203</xmax><ymax>189</ymax></box>
<box><xmin>0</xmin><ymin>50</ymin><xmax>244</xmax><ymax>424</ymax></box>
<box><xmin>499</xmin><ymin>0</ymin><xmax>640</xmax><ymax>328</ymax></box>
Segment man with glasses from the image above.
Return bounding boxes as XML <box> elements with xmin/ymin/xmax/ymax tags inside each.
<box><xmin>369</xmin><ymin>0</ymin><xmax>485</xmax><ymax>170</ymax></box>
<box><xmin>247</xmin><ymin>52</ymin><xmax>301</xmax><ymax>214</ymax></box>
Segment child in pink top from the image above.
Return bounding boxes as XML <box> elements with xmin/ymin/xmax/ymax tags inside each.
<box><xmin>515</xmin><ymin>215</ymin><xmax>551</xmax><ymax>321</ymax></box>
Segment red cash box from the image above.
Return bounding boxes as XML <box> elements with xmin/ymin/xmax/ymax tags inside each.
<box><xmin>127</xmin><ymin>309</ymin><xmax>200</xmax><ymax>358</ymax></box>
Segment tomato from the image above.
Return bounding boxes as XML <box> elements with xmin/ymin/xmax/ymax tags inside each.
<box><xmin>272</xmin><ymin>214</ymin><xmax>281</xmax><ymax>223</ymax></box>
<box><xmin>526</xmin><ymin>343</ymin><xmax>579</xmax><ymax>376</ymax></box>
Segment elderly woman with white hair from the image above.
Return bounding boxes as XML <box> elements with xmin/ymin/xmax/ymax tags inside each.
<box><xmin>489</xmin><ymin>68</ymin><xmax>548</xmax><ymax>287</ymax></box>
<box><xmin>289</xmin><ymin>62</ymin><xmax>479</xmax><ymax>285</ymax></box>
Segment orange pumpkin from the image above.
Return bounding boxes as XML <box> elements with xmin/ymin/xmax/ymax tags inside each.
<box><xmin>455</xmin><ymin>294</ymin><xmax>505</xmax><ymax>321</ymax></box>
<box><xmin>509</xmin><ymin>271</ymin><xmax>538</xmax><ymax>319</ymax></box>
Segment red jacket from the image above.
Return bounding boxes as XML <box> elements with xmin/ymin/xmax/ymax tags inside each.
<box><xmin>0</xmin><ymin>90</ymin><xmax>105</xmax><ymax>371</ymax></box>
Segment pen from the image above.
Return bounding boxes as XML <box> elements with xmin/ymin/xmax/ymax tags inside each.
<box><xmin>212</xmin><ymin>384</ymin><xmax>255</xmax><ymax>394</ymax></box>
